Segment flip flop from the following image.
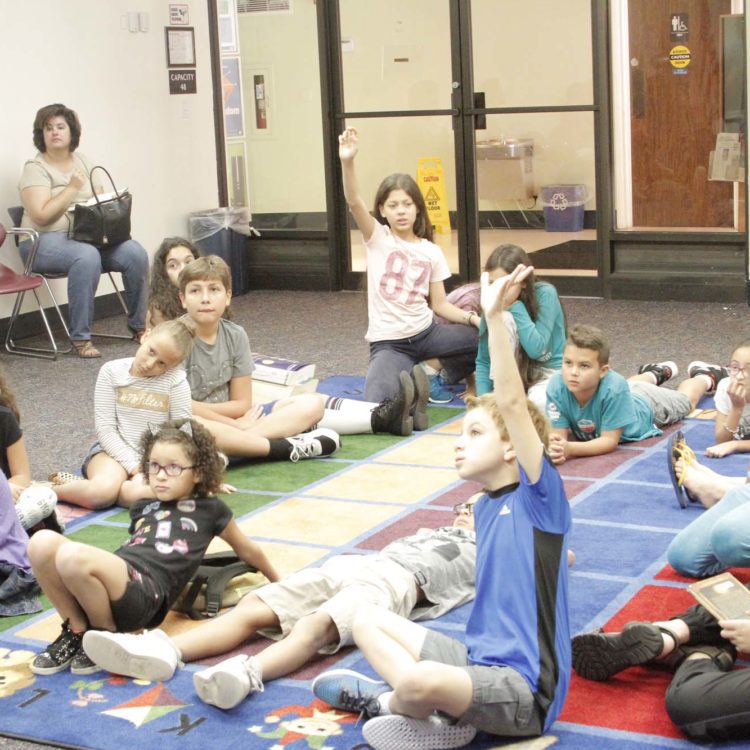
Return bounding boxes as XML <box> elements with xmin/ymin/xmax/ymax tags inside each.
<box><xmin>667</xmin><ymin>430</ymin><xmax>698</xmax><ymax>508</ymax></box>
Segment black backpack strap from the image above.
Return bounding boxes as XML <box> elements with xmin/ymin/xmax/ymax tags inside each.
<box><xmin>200</xmin><ymin>560</ymin><xmax>256</xmax><ymax>619</ymax></box>
<box><xmin>180</xmin><ymin>551</ymin><xmax>258</xmax><ymax>620</ymax></box>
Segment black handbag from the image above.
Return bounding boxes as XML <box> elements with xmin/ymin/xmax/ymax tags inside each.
<box><xmin>70</xmin><ymin>165</ymin><xmax>132</xmax><ymax>249</ymax></box>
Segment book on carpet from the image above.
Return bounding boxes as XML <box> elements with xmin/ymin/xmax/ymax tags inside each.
<box><xmin>252</xmin><ymin>354</ymin><xmax>316</xmax><ymax>385</ymax></box>
<box><xmin>251</xmin><ymin>377</ymin><xmax>319</xmax><ymax>404</ymax></box>
<box><xmin>688</xmin><ymin>572</ymin><xmax>750</xmax><ymax>621</ymax></box>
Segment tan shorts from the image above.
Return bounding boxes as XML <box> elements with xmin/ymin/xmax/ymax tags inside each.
<box><xmin>255</xmin><ymin>555</ymin><xmax>417</xmax><ymax>654</ymax></box>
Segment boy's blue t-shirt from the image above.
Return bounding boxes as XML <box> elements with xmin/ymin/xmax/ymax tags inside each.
<box><xmin>546</xmin><ymin>370</ymin><xmax>660</xmax><ymax>442</ymax></box>
<box><xmin>466</xmin><ymin>457</ymin><xmax>570</xmax><ymax>731</ymax></box>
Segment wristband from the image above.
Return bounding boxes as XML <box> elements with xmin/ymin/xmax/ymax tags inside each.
<box><xmin>723</xmin><ymin>423</ymin><xmax>742</xmax><ymax>440</ymax></box>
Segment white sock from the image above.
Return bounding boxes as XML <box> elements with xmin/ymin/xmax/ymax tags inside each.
<box><xmin>696</xmin><ymin>373</ymin><xmax>713</xmax><ymax>391</ymax></box>
<box><xmin>377</xmin><ymin>690</ymin><xmax>394</xmax><ymax>714</ymax></box>
<box><xmin>317</xmin><ymin>396</ymin><xmax>377</xmax><ymax>435</ymax></box>
<box><xmin>421</xmin><ymin>363</ymin><xmax>439</xmax><ymax>377</ymax></box>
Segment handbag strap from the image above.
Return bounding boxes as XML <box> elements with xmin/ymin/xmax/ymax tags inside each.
<box><xmin>87</xmin><ymin>165</ymin><xmax>124</xmax><ymax>204</ymax></box>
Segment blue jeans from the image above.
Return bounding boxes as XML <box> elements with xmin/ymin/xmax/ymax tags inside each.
<box><xmin>667</xmin><ymin>485</ymin><xmax>750</xmax><ymax>577</ymax></box>
<box><xmin>20</xmin><ymin>231</ymin><xmax>148</xmax><ymax>341</ymax></box>
<box><xmin>365</xmin><ymin>321</ymin><xmax>478</xmax><ymax>402</ymax></box>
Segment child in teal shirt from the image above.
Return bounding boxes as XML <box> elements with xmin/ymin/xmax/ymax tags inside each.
<box><xmin>475</xmin><ymin>245</ymin><xmax>566</xmax><ymax>412</ymax></box>
<box><xmin>546</xmin><ymin>324</ymin><xmax>728</xmax><ymax>464</ymax></box>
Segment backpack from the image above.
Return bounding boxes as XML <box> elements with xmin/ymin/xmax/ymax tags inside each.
<box><xmin>173</xmin><ymin>551</ymin><xmax>265</xmax><ymax>620</ymax></box>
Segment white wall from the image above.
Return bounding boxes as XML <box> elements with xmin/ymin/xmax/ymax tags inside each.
<box><xmin>1</xmin><ymin>0</ymin><xmax>219</xmax><ymax>319</ymax></box>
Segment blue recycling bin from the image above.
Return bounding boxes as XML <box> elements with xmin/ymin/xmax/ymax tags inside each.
<box><xmin>188</xmin><ymin>208</ymin><xmax>250</xmax><ymax>295</ymax></box>
<box><xmin>541</xmin><ymin>184</ymin><xmax>587</xmax><ymax>232</ymax></box>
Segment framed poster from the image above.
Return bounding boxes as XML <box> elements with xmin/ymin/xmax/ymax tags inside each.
<box><xmin>217</xmin><ymin>0</ymin><xmax>239</xmax><ymax>54</ymax></box>
<box><xmin>165</xmin><ymin>26</ymin><xmax>196</xmax><ymax>67</ymax></box>
<box><xmin>221</xmin><ymin>57</ymin><xmax>245</xmax><ymax>137</ymax></box>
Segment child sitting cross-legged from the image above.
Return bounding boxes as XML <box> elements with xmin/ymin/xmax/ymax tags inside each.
<box><xmin>179</xmin><ymin>256</ymin><xmax>427</xmax><ymax>466</ymax></box>
<box><xmin>545</xmin><ymin>323</ymin><xmax>728</xmax><ymax>464</ymax></box>
<box><xmin>311</xmin><ymin>264</ymin><xmax>572</xmax><ymax>749</ymax></box>
<box><xmin>27</xmin><ymin>419</ymin><xmax>279</xmax><ymax>676</ymax></box>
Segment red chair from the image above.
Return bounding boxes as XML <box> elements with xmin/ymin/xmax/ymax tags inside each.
<box><xmin>0</xmin><ymin>223</ymin><xmax>71</xmax><ymax>359</ymax></box>
<box><xmin>7</xmin><ymin>206</ymin><xmax>132</xmax><ymax>342</ymax></box>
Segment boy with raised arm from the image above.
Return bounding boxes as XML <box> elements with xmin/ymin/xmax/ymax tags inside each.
<box><xmin>311</xmin><ymin>265</ymin><xmax>572</xmax><ymax>749</ymax></box>
<box><xmin>546</xmin><ymin>324</ymin><xmax>727</xmax><ymax>464</ymax></box>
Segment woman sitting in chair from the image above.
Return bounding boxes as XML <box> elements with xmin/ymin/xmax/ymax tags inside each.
<box><xmin>18</xmin><ymin>103</ymin><xmax>148</xmax><ymax>358</ymax></box>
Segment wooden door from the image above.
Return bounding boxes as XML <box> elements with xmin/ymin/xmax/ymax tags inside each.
<box><xmin>629</xmin><ymin>0</ymin><xmax>733</xmax><ymax>228</ymax></box>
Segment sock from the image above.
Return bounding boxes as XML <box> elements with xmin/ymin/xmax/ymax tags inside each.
<box><xmin>317</xmin><ymin>397</ymin><xmax>376</xmax><ymax>435</ymax></box>
<box><xmin>696</xmin><ymin>373</ymin><xmax>714</xmax><ymax>391</ymax></box>
<box><xmin>267</xmin><ymin>438</ymin><xmax>293</xmax><ymax>460</ymax></box>
<box><xmin>377</xmin><ymin>690</ymin><xmax>394</xmax><ymax>714</ymax></box>
<box><xmin>422</xmin><ymin>363</ymin><xmax>439</xmax><ymax>377</ymax></box>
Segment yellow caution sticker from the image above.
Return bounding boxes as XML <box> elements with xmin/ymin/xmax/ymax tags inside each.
<box><xmin>669</xmin><ymin>45</ymin><xmax>691</xmax><ymax>69</ymax></box>
<box><xmin>416</xmin><ymin>158</ymin><xmax>451</xmax><ymax>233</ymax></box>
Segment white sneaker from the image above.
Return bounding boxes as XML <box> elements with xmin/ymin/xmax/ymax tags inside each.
<box><xmin>15</xmin><ymin>486</ymin><xmax>57</xmax><ymax>530</ymax></box>
<box><xmin>363</xmin><ymin>714</ymin><xmax>477</xmax><ymax>750</ymax></box>
<box><xmin>193</xmin><ymin>654</ymin><xmax>263</xmax><ymax>710</ymax></box>
<box><xmin>82</xmin><ymin>629</ymin><xmax>180</xmax><ymax>681</ymax></box>
<box><xmin>286</xmin><ymin>428</ymin><xmax>341</xmax><ymax>462</ymax></box>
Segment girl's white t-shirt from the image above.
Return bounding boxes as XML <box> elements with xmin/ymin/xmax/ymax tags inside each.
<box><xmin>714</xmin><ymin>376</ymin><xmax>750</xmax><ymax>438</ymax></box>
<box><xmin>364</xmin><ymin>222</ymin><xmax>451</xmax><ymax>342</ymax></box>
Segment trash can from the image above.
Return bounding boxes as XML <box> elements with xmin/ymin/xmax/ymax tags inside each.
<box><xmin>540</xmin><ymin>185</ymin><xmax>587</xmax><ymax>231</ymax></box>
<box><xmin>476</xmin><ymin>139</ymin><xmax>534</xmax><ymax>200</ymax></box>
<box><xmin>188</xmin><ymin>207</ymin><xmax>251</xmax><ymax>295</ymax></box>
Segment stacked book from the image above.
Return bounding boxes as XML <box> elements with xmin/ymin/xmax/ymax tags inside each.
<box><xmin>251</xmin><ymin>354</ymin><xmax>318</xmax><ymax>403</ymax></box>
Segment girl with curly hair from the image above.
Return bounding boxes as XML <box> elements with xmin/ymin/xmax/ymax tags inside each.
<box><xmin>27</xmin><ymin>418</ymin><xmax>279</xmax><ymax>676</ymax></box>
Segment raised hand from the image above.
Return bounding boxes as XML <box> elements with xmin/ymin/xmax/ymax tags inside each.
<box><xmin>338</xmin><ymin>127</ymin><xmax>359</xmax><ymax>161</ymax></box>
<box><xmin>480</xmin><ymin>264</ymin><xmax>534</xmax><ymax>317</ymax></box>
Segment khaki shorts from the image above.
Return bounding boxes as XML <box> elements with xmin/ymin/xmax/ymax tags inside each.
<box><xmin>421</xmin><ymin>629</ymin><xmax>543</xmax><ymax>737</ymax></box>
<box><xmin>255</xmin><ymin>555</ymin><xmax>417</xmax><ymax>653</ymax></box>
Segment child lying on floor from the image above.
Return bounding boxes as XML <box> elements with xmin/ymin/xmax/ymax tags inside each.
<box><xmin>80</xmin><ymin>511</ymin><xmax>476</xmax><ymax>708</ymax></box>
<box><xmin>546</xmin><ymin>324</ymin><xmax>728</xmax><ymax>464</ymax></box>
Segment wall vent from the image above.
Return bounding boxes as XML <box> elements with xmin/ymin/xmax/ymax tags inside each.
<box><xmin>236</xmin><ymin>0</ymin><xmax>292</xmax><ymax>14</ymax></box>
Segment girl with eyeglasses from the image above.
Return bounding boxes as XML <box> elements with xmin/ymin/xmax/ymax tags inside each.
<box><xmin>49</xmin><ymin>319</ymin><xmax>198</xmax><ymax>510</ymax></box>
<box><xmin>26</xmin><ymin>418</ymin><xmax>279</xmax><ymax>677</ymax></box>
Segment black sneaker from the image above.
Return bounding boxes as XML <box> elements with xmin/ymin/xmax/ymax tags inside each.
<box><xmin>371</xmin><ymin>371</ymin><xmax>414</xmax><ymax>436</ymax></box>
<box><xmin>30</xmin><ymin>620</ymin><xmax>84</xmax><ymax>675</ymax></box>
<box><xmin>572</xmin><ymin>621</ymin><xmax>664</xmax><ymax>681</ymax></box>
<box><xmin>688</xmin><ymin>361</ymin><xmax>730</xmax><ymax>394</ymax></box>
<box><xmin>70</xmin><ymin>648</ymin><xmax>102</xmax><ymax>675</ymax></box>
<box><xmin>410</xmin><ymin>365</ymin><xmax>429</xmax><ymax>432</ymax></box>
<box><xmin>637</xmin><ymin>361</ymin><xmax>678</xmax><ymax>387</ymax></box>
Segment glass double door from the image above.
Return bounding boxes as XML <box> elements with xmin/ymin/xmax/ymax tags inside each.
<box><xmin>337</xmin><ymin>0</ymin><xmax>598</xmax><ymax>289</ymax></box>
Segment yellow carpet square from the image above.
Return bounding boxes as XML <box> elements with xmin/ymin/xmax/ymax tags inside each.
<box><xmin>238</xmin><ymin>496</ymin><xmax>402</xmax><ymax>546</ymax></box>
<box><xmin>433</xmin><ymin>416</ymin><xmax>463</xmax><ymax>435</ymax></box>
<box><xmin>378</xmin><ymin>434</ymin><xmax>457</xmax><ymax>468</ymax></box>
<box><xmin>306</xmin><ymin>463</ymin><xmax>456</xmax><ymax>504</ymax></box>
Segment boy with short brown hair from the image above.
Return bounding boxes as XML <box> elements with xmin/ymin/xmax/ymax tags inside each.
<box><xmin>546</xmin><ymin>323</ymin><xmax>728</xmax><ymax>464</ymax></box>
<box><xmin>311</xmin><ymin>264</ymin><xmax>571</xmax><ymax>749</ymax></box>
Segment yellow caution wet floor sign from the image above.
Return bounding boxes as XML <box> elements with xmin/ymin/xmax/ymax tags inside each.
<box><xmin>417</xmin><ymin>157</ymin><xmax>451</xmax><ymax>233</ymax></box>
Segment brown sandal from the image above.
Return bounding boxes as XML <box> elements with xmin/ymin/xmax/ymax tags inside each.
<box><xmin>72</xmin><ymin>340</ymin><xmax>101</xmax><ymax>359</ymax></box>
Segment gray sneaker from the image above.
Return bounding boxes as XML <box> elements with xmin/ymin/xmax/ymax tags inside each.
<box><xmin>363</xmin><ymin>714</ymin><xmax>477</xmax><ymax>750</ymax></box>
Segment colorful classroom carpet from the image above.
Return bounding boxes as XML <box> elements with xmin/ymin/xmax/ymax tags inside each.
<box><xmin>0</xmin><ymin>387</ymin><xmax>748</xmax><ymax>750</ymax></box>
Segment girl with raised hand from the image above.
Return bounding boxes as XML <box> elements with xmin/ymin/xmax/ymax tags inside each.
<box><xmin>28</xmin><ymin>419</ymin><xmax>279</xmax><ymax>676</ymax></box>
<box><xmin>338</xmin><ymin>127</ymin><xmax>479</xmax><ymax>406</ymax></box>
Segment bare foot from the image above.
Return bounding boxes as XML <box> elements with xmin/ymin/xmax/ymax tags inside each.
<box><xmin>676</xmin><ymin>457</ymin><xmax>743</xmax><ymax>508</ymax></box>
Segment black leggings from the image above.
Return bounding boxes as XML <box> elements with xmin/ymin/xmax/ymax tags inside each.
<box><xmin>664</xmin><ymin>603</ymin><xmax>748</xmax><ymax>741</ymax></box>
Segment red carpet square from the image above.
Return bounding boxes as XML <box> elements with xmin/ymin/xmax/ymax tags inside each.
<box><xmin>655</xmin><ymin>564</ymin><xmax>750</xmax><ymax>584</ymax></box>
<box><xmin>561</xmin><ymin>585</ymin><xmax>697</xmax><ymax>739</ymax></box>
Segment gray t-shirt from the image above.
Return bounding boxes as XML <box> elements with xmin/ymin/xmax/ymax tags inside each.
<box><xmin>381</xmin><ymin>526</ymin><xmax>476</xmax><ymax>620</ymax></box>
<box><xmin>184</xmin><ymin>319</ymin><xmax>254</xmax><ymax>403</ymax></box>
